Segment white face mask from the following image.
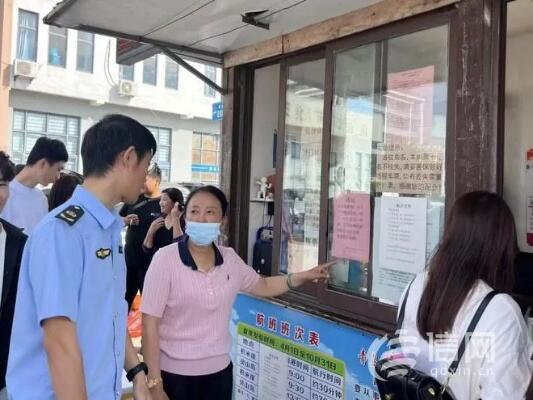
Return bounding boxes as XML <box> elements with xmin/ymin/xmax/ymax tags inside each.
<box><xmin>185</xmin><ymin>220</ymin><xmax>221</xmax><ymax>246</ymax></box>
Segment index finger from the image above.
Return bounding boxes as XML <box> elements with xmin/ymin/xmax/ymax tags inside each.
<box><xmin>320</xmin><ymin>260</ymin><xmax>338</xmax><ymax>269</ymax></box>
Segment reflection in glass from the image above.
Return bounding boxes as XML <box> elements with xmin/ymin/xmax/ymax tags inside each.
<box><xmin>326</xmin><ymin>25</ymin><xmax>449</xmax><ymax>303</ymax></box>
<box><xmin>280</xmin><ymin>59</ymin><xmax>325</xmax><ymax>274</ymax></box>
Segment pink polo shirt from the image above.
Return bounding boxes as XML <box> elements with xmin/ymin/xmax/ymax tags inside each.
<box><xmin>141</xmin><ymin>241</ymin><xmax>261</xmax><ymax>376</ymax></box>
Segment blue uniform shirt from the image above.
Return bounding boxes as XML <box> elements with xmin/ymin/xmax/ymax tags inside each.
<box><xmin>6</xmin><ymin>186</ymin><xmax>127</xmax><ymax>400</ymax></box>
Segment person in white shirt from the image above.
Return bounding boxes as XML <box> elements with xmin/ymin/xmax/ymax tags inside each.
<box><xmin>398</xmin><ymin>191</ymin><xmax>532</xmax><ymax>400</ymax></box>
<box><xmin>0</xmin><ymin>152</ymin><xmax>27</xmax><ymax>400</ymax></box>
<box><xmin>1</xmin><ymin>137</ymin><xmax>67</xmax><ymax>235</ymax></box>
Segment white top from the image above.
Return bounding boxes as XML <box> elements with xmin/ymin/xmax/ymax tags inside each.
<box><xmin>397</xmin><ymin>272</ymin><xmax>532</xmax><ymax>400</ymax></box>
<box><xmin>0</xmin><ymin>179</ymin><xmax>48</xmax><ymax>235</ymax></box>
<box><xmin>0</xmin><ymin>224</ymin><xmax>6</xmax><ymax>303</ymax></box>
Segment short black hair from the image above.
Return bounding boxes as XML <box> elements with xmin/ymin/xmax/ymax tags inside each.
<box><xmin>0</xmin><ymin>152</ymin><xmax>15</xmax><ymax>182</ymax></box>
<box><xmin>26</xmin><ymin>137</ymin><xmax>68</xmax><ymax>166</ymax></box>
<box><xmin>81</xmin><ymin>114</ymin><xmax>157</xmax><ymax>177</ymax></box>
<box><xmin>185</xmin><ymin>185</ymin><xmax>228</xmax><ymax>216</ymax></box>
<box><xmin>147</xmin><ymin>163</ymin><xmax>162</xmax><ymax>181</ymax></box>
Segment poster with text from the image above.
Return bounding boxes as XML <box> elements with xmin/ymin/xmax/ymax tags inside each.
<box><xmin>231</xmin><ymin>295</ymin><xmax>383</xmax><ymax>400</ymax></box>
<box><xmin>331</xmin><ymin>193</ymin><xmax>371</xmax><ymax>262</ymax></box>
<box><xmin>384</xmin><ymin>66</ymin><xmax>434</xmax><ymax>144</ymax></box>
<box><xmin>371</xmin><ymin>196</ymin><xmax>428</xmax><ymax>304</ymax></box>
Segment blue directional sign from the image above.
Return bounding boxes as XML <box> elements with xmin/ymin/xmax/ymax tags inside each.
<box><xmin>191</xmin><ymin>164</ymin><xmax>220</xmax><ymax>173</ymax></box>
<box><xmin>212</xmin><ymin>102</ymin><xmax>223</xmax><ymax>120</ymax></box>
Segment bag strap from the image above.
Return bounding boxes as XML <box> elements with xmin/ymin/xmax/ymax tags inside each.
<box><xmin>448</xmin><ymin>290</ymin><xmax>498</xmax><ymax>374</ymax></box>
<box><xmin>130</xmin><ymin>197</ymin><xmax>158</xmax><ymax>213</ymax></box>
<box><xmin>397</xmin><ymin>279</ymin><xmax>414</xmax><ymax>331</ymax></box>
<box><xmin>390</xmin><ymin>279</ymin><xmax>415</xmax><ymax>349</ymax></box>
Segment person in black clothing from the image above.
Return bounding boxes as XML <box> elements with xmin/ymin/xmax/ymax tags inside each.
<box><xmin>0</xmin><ymin>152</ymin><xmax>27</xmax><ymax>400</ymax></box>
<box><xmin>142</xmin><ymin>187</ymin><xmax>185</xmax><ymax>257</ymax></box>
<box><xmin>120</xmin><ymin>164</ymin><xmax>163</xmax><ymax>309</ymax></box>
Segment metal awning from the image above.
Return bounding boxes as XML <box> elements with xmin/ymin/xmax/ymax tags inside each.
<box><xmin>44</xmin><ymin>0</ymin><xmax>381</xmax><ymax>94</ymax></box>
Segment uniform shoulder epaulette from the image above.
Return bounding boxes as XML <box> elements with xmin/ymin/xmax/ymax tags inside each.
<box><xmin>55</xmin><ymin>205</ymin><xmax>85</xmax><ymax>226</ymax></box>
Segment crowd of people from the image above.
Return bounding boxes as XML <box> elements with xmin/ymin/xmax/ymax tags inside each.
<box><xmin>0</xmin><ymin>113</ymin><xmax>530</xmax><ymax>400</ymax></box>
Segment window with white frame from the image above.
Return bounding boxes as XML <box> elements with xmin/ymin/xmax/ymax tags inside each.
<box><xmin>146</xmin><ymin>126</ymin><xmax>171</xmax><ymax>181</ymax></box>
<box><xmin>120</xmin><ymin>64</ymin><xmax>135</xmax><ymax>81</ymax></box>
<box><xmin>48</xmin><ymin>26</ymin><xmax>67</xmax><ymax>67</ymax></box>
<box><xmin>143</xmin><ymin>56</ymin><xmax>157</xmax><ymax>86</ymax></box>
<box><xmin>11</xmin><ymin>110</ymin><xmax>80</xmax><ymax>171</ymax></box>
<box><xmin>191</xmin><ymin>132</ymin><xmax>220</xmax><ymax>184</ymax></box>
<box><xmin>76</xmin><ymin>31</ymin><xmax>94</xmax><ymax>73</ymax></box>
<box><xmin>17</xmin><ymin>10</ymin><xmax>38</xmax><ymax>61</ymax></box>
<box><xmin>165</xmin><ymin>57</ymin><xmax>178</xmax><ymax>90</ymax></box>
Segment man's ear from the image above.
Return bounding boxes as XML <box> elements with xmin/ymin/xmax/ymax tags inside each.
<box><xmin>120</xmin><ymin>146</ymin><xmax>137</xmax><ymax>168</ymax></box>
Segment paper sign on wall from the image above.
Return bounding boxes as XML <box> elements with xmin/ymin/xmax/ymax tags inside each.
<box><xmin>371</xmin><ymin>196</ymin><xmax>428</xmax><ymax>304</ymax></box>
<box><xmin>331</xmin><ymin>193</ymin><xmax>371</xmax><ymax>262</ymax></box>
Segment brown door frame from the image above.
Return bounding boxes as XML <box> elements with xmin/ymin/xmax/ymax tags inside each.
<box><xmin>222</xmin><ymin>0</ymin><xmax>507</xmax><ymax>332</ymax></box>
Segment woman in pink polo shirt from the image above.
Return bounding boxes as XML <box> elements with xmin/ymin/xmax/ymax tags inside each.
<box><xmin>141</xmin><ymin>186</ymin><xmax>334</xmax><ymax>400</ymax></box>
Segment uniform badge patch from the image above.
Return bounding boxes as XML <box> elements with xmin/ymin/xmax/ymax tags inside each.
<box><xmin>96</xmin><ymin>248</ymin><xmax>112</xmax><ymax>259</ymax></box>
<box><xmin>55</xmin><ymin>205</ymin><xmax>85</xmax><ymax>226</ymax></box>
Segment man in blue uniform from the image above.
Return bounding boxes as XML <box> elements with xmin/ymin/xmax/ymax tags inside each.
<box><xmin>7</xmin><ymin>115</ymin><xmax>156</xmax><ymax>399</ymax></box>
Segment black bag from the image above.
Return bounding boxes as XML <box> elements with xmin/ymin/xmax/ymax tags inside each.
<box><xmin>375</xmin><ymin>282</ymin><xmax>498</xmax><ymax>400</ymax></box>
<box><xmin>252</xmin><ymin>226</ymin><xmax>273</xmax><ymax>275</ymax></box>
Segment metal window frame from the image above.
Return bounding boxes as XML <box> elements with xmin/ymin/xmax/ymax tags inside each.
<box><xmin>164</xmin><ymin>56</ymin><xmax>179</xmax><ymax>90</ymax></box>
<box><xmin>146</xmin><ymin>125</ymin><xmax>172</xmax><ymax>182</ymax></box>
<box><xmin>192</xmin><ymin>131</ymin><xmax>220</xmax><ymax>184</ymax></box>
<box><xmin>142</xmin><ymin>55</ymin><xmax>158</xmax><ymax>86</ymax></box>
<box><xmin>48</xmin><ymin>25</ymin><xmax>68</xmax><ymax>68</ymax></box>
<box><xmin>12</xmin><ymin>109</ymin><xmax>81</xmax><ymax>171</ymax></box>
<box><xmin>17</xmin><ymin>9</ymin><xmax>39</xmax><ymax>62</ymax></box>
<box><xmin>76</xmin><ymin>31</ymin><xmax>94</xmax><ymax>73</ymax></box>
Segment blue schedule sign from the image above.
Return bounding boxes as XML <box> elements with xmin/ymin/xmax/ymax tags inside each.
<box><xmin>191</xmin><ymin>164</ymin><xmax>220</xmax><ymax>173</ymax></box>
<box><xmin>231</xmin><ymin>294</ymin><xmax>384</xmax><ymax>400</ymax></box>
<box><xmin>212</xmin><ymin>102</ymin><xmax>223</xmax><ymax>120</ymax></box>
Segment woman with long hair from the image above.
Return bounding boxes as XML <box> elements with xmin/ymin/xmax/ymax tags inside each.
<box><xmin>142</xmin><ymin>187</ymin><xmax>185</xmax><ymax>255</ymax></box>
<box><xmin>397</xmin><ymin>191</ymin><xmax>532</xmax><ymax>399</ymax></box>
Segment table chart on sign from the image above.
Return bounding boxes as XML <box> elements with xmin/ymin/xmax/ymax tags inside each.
<box><xmin>235</xmin><ymin>323</ymin><xmax>345</xmax><ymax>400</ymax></box>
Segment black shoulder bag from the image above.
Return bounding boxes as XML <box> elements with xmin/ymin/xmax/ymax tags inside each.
<box><xmin>375</xmin><ymin>283</ymin><xmax>498</xmax><ymax>400</ymax></box>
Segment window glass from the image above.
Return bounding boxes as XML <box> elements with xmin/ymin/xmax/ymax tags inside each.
<box><xmin>280</xmin><ymin>58</ymin><xmax>325</xmax><ymax>274</ymax></box>
<box><xmin>17</xmin><ymin>10</ymin><xmax>38</xmax><ymax>61</ymax></box>
<box><xmin>143</xmin><ymin>56</ymin><xmax>157</xmax><ymax>85</ymax></box>
<box><xmin>77</xmin><ymin>31</ymin><xmax>94</xmax><ymax>72</ymax></box>
<box><xmin>325</xmin><ymin>25</ymin><xmax>448</xmax><ymax>304</ymax></box>
<box><xmin>48</xmin><ymin>26</ymin><xmax>67</xmax><ymax>67</ymax></box>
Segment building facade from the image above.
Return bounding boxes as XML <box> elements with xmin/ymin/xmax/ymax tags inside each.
<box><xmin>5</xmin><ymin>0</ymin><xmax>222</xmax><ymax>184</ymax></box>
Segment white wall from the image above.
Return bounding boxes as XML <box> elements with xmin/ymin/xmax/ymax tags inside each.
<box><xmin>10</xmin><ymin>89</ymin><xmax>220</xmax><ymax>182</ymax></box>
<box><xmin>504</xmin><ymin>31</ymin><xmax>533</xmax><ymax>253</ymax></box>
<box><xmin>247</xmin><ymin>64</ymin><xmax>280</xmax><ymax>264</ymax></box>
<box><xmin>11</xmin><ymin>0</ymin><xmax>222</xmax><ymax>119</ymax></box>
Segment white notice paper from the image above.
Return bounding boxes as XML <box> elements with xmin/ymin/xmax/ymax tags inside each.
<box><xmin>372</xmin><ymin>196</ymin><xmax>428</xmax><ymax>304</ymax></box>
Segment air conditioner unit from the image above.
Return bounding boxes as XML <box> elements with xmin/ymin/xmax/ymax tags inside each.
<box><xmin>118</xmin><ymin>80</ymin><xmax>138</xmax><ymax>97</ymax></box>
<box><xmin>14</xmin><ymin>59</ymin><xmax>38</xmax><ymax>79</ymax></box>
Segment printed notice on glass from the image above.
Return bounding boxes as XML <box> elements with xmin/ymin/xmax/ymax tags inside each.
<box><xmin>372</xmin><ymin>196</ymin><xmax>428</xmax><ymax>304</ymax></box>
<box><xmin>331</xmin><ymin>193</ymin><xmax>371</xmax><ymax>262</ymax></box>
<box><xmin>235</xmin><ymin>323</ymin><xmax>345</xmax><ymax>400</ymax></box>
<box><xmin>376</xmin><ymin>143</ymin><xmax>444</xmax><ymax>196</ymax></box>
